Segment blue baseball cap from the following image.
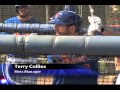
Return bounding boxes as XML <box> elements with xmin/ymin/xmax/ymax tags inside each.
<box><xmin>49</xmin><ymin>10</ymin><xmax>82</xmax><ymax>27</ymax></box>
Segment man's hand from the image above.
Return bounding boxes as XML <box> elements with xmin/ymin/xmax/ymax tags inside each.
<box><xmin>87</xmin><ymin>16</ymin><xmax>102</xmax><ymax>36</ymax></box>
<box><xmin>87</xmin><ymin>24</ymin><xmax>101</xmax><ymax>35</ymax></box>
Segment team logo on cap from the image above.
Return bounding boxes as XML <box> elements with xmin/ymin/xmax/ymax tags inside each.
<box><xmin>55</xmin><ymin>12</ymin><xmax>62</xmax><ymax>19</ymax></box>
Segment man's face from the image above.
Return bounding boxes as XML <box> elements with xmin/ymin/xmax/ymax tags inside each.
<box><xmin>55</xmin><ymin>25</ymin><xmax>70</xmax><ymax>35</ymax></box>
<box><xmin>17</xmin><ymin>6</ymin><xmax>30</xmax><ymax>17</ymax></box>
<box><xmin>55</xmin><ymin>24</ymin><xmax>77</xmax><ymax>35</ymax></box>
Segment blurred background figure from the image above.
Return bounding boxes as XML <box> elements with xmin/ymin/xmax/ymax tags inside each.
<box><xmin>2</xmin><ymin>5</ymin><xmax>41</xmax><ymax>85</ymax></box>
<box><xmin>5</xmin><ymin>5</ymin><xmax>41</xmax><ymax>64</ymax></box>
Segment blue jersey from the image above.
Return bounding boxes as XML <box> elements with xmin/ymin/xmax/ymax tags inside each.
<box><xmin>47</xmin><ymin>55</ymin><xmax>99</xmax><ymax>84</ymax></box>
<box><xmin>4</xmin><ymin>16</ymin><xmax>40</xmax><ymax>34</ymax></box>
<box><xmin>47</xmin><ymin>55</ymin><xmax>99</xmax><ymax>71</ymax></box>
<box><xmin>4</xmin><ymin>16</ymin><xmax>40</xmax><ymax>24</ymax></box>
<box><xmin>4</xmin><ymin>16</ymin><xmax>41</xmax><ymax>58</ymax></box>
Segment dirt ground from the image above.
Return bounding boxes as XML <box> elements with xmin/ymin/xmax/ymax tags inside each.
<box><xmin>98</xmin><ymin>75</ymin><xmax>116</xmax><ymax>85</ymax></box>
<box><xmin>35</xmin><ymin>75</ymin><xmax>116</xmax><ymax>85</ymax></box>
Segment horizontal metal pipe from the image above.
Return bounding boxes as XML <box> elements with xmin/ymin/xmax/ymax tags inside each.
<box><xmin>0</xmin><ymin>35</ymin><xmax>23</xmax><ymax>53</ymax></box>
<box><xmin>1</xmin><ymin>23</ymin><xmax>120</xmax><ymax>36</ymax></box>
<box><xmin>0</xmin><ymin>23</ymin><xmax>55</xmax><ymax>34</ymax></box>
<box><xmin>0</xmin><ymin>35</ymin><xmax>120</xmax><ymax>56</ymax></box>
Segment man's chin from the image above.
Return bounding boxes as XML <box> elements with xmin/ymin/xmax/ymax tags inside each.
<box><xmin>19</xmin><ymin>15</ymin><xmax>29</xmax><ymax>18</ymax></box>
<box><xmin>19</xmin><ymin>14</ymin><xmax>29</xmax><ymax>18</ymax></box>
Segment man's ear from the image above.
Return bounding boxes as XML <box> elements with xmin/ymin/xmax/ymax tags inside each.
<box><xmin>69</xmin><ymin>25</ymin><xmax>77</xmax><ymax>33</ymax></box>
<box><xmin>69</xmin><ymin>25</ymin><xmax>76</xmax><ymax>30</ymax></box>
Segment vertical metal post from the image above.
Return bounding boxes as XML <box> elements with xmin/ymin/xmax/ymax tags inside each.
<box><xmin>46</xmin><ymin>5</ymin><xmax>49</xmax><ymax>23</ymax></box>
<box><xmin>78</xmin><ymin>5</ymin><xmax>83</xmax><ymax>17</ymax></box>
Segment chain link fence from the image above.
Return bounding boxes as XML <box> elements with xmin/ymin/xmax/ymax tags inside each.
<box><xmin>0</xmin><ymin>5</ymin><xmax>120</xmax><ymax>85</ymax></box>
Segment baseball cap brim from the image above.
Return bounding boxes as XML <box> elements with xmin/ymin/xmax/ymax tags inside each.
<box><xmin>49</xmin><ymin>19</ymin><xmax>66</xmax><ymax>25</ymax></box>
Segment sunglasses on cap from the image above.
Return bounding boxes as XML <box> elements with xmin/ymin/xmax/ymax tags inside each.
<box><xmin>16</xmin><ymin>5</ymin><xmax>30</xmax><ymax>9</ymax></box>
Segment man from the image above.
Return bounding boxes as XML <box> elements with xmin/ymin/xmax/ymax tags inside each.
<box><xmin>2</xmin><ymin>5</ymin><xmax>41</xmax><ymax>85</ymax></box>
<box><xmin>48</xmin><ymin>10</ymin><xmax>99</xmax><ymax>85</ymax></box>
<box><xmin>5</xmin><ymin>5</ymin><xmax>39</xmax><ymax>24</ymax></box>
<box><xmin>4</xmin><ymin>5</ymin><xmax>41</xmax><ymax>64</ymax></box>
<box><xmin>4</xmin><ymin>5</ymin><xmax>40</xmax><ymax>34</ymax></box>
